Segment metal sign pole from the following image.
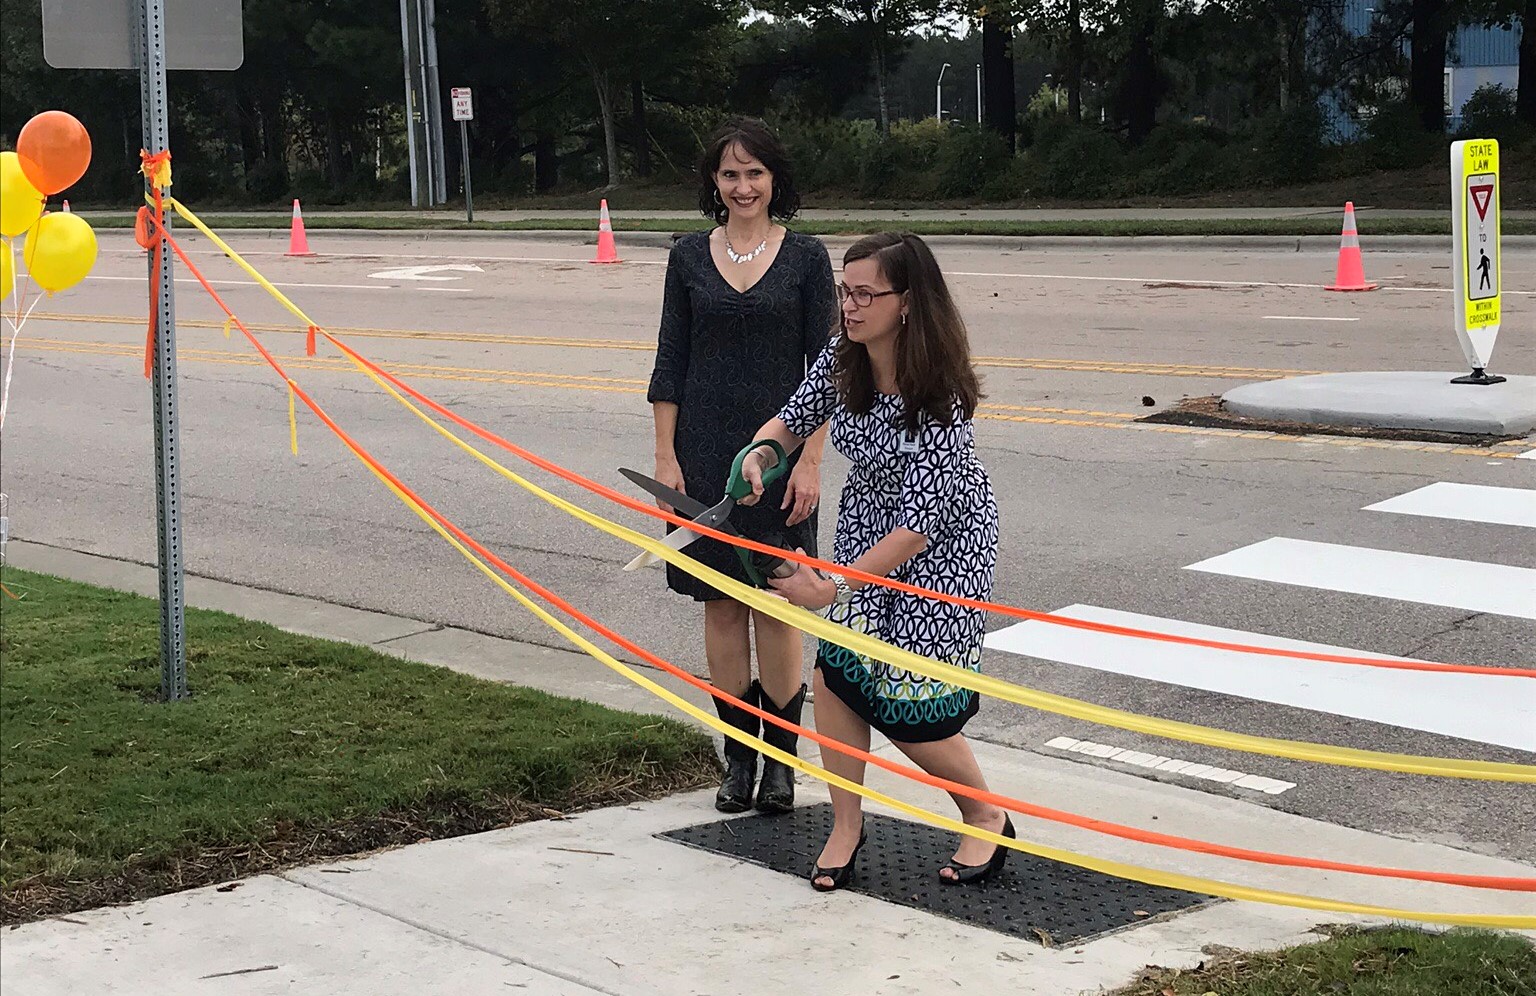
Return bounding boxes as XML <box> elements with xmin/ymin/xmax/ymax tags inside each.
<box><xmin>140</xmin><ymin>0</ymin><xmax>189</xmax><ymax>701</ymax></box>
<box><xmin>451</xmin><ymin>87</ymin><xmax>474</xmax><ymax>223</ymax></box>
<box><xmin>460</xmin><ymin>120</ymin><xmax>474</xmax><ymax>223</ymax></box>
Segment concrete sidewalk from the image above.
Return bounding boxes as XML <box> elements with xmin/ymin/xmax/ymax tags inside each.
<box><xmin>4</xmin><ymin>541</ymin><xmax>1534</xmax><ymax>996</ymax></box>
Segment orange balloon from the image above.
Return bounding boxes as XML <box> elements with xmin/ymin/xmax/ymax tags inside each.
<box><xmin>16</xmin><ymin>111</ymin><xmax>92</xmax><ymax>196</ymax></box>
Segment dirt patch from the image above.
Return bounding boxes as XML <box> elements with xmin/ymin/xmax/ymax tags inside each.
<box><xmin>1140</xmin><ymin>395</ymin><xmax>1524</xmax><ymax>446</ymax></box>
<box><xmin>1</xmin><ymin>771</ymin><xmax>713</xmax><ymax>926</ymax></box>
<box><xmin>1141</xmin><ymin>282</ymin><xmax>1259</xmax><ymax>292</ymax></box>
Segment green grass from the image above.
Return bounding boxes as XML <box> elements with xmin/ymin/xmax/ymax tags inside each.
<box><xmin>1113</xmin><ymin>925</ymin><xmax>1536</xmax><ymax>996</ymax></box>
<box><xmin>0</xmin><ymin>567</ymin><xmax>715</xmax><ymax>922</ymax></box>
<box><xmin>83</xmin><ymin>213</ymin><xmax>1533</xmax><ymax>237</ymax></box>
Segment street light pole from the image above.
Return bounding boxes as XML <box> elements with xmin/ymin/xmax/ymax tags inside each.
<box><xmin>936</xmin><ymin>62</ymin><xmax>951</xmax><ymax>121</ymax></box>
<box><xmin>398</xmin><ymin>0</ymin><xmax>421</xmax><ymax>206</ymax></box>
<box><xmin>423</xmin><ymin>0</ymin><xmax>448</xmax><ymax>205</ymax></box>
<box><xmin>976</xmin><ymin>63</ymin><xmax>983</xmax><ymax>123</ymax></box>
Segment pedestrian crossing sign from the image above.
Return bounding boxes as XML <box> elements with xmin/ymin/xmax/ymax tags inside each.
<box><xmin>1450</xmin><ymin>140</ymin><xmax>1501</xmax><ymax>369</ymax></box>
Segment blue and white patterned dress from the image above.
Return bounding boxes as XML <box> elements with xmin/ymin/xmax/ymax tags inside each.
<box><xmin>778</xmin><ymin>343</ymin><xmax>999</xmax><ymax>743</ymax></box>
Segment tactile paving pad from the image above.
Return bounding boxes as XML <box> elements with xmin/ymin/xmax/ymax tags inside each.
<box><xmin>658</xmin><ymin>804</ymin><xmax>1217</xmax><ymax>945</ymax></box>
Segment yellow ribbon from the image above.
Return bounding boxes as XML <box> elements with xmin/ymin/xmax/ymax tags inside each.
<box><xmin>160</xmin><ymin>197</ymin><xmax>1536</xmax><ymax>927</ymax></box>
<box><xmin>337</xmin><ymin>346</ymin><xmax>1535</xmax><ymax>785</ymax></box>
<box><xmin>311</xmin><ymin>361</ymin><xmax>1536</xmax><ymax>930</ymax></box>
<box><xmin>166</xmin><ymin>196</ymin><xmax>1536</xmax><ymax>785</ymax></box>
<box><xmin>287</xmin><ymin>379</ymin><xmax>299</xmax><ymax>456</ymax></box>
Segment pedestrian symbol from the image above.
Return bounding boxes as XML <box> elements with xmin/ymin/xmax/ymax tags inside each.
<box><xmin>1477</xmin><ymin>249</ymin><xmax>1492</xmax><ymax>290</ymax></box>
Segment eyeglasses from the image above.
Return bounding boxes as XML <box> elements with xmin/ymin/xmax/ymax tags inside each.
<box><xmin>837</xmin><ymin>284</ymin><xmax>900</xmax><ymax>308</ymax></box>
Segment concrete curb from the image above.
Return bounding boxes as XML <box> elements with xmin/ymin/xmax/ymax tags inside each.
<box><xmin>1223</xmin><ymin>372</ymin><xmax>1536</xmax><ymax>436</ymax></box>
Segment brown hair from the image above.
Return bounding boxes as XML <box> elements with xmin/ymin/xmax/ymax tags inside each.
<box><xmin>834</xmin><ymin>232</ymin><xmax>981</xmax><ymax>435</ymax></box>
<box><xmin>696</xmin><ymin>118</ymin><xmax>801</xmax><ymax>226</ymax></box>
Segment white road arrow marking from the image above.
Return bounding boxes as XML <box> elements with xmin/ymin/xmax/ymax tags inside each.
<box><xmin>368</xmin><ymin>263</ymin><xmax>484</xmax><ymax>282</ymax></box>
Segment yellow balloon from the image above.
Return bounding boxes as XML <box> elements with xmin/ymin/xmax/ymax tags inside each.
<box><xmin>1</xmin><ymin>152</ymin><xmax>46</xmax><ymax>239</ymax></box>
<box><xmin>23</xmin><ymin>213</ymin><xmax>98</xmax><ymax>293</ymax></box>
<box><xmin>1</xmin><ymin>243</ymin><xmax>13</xmax><ymax>302</ymax></box>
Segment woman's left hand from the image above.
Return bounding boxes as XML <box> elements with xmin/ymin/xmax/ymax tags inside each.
<box><xmin>766</xmin><ymin>550</ymin><xmax>835</xmax><ymax>609</ymax></box>
<box><xmin>782</xmin><ymin>459</ymin><xmax>821</xmax><ymax>527</ymax></box>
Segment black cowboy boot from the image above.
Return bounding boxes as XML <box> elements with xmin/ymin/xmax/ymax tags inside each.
<box><xmin>755</xmin><ymin>681</ymin><xmax>807</xmax><ymax>814</ymax></box>
<box><xmin>713</xmin><ymin>684</ymin><xmax>760</xmax><ymax>813</ymax></box>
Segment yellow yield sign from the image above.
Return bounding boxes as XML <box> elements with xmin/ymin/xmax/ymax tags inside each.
<box><xmin>1450</xmin><ymin>140</ymin><xmax>1503</xmax><ymax>384</ymax></box>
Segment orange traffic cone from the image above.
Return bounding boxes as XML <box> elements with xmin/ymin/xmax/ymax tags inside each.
<box><xmin>285</xmin><ymin>199</ymin><xmax>316</xmax><ymax>257</ymax></box>
<box><xmin>1324</xmin><ymin>201</ymin><xmax>1376</xmax><ymax>292</ymax></box>
<box><xmin>590</xmin><ymin>199</ymin><xmax>621</xmax><ymax>264</ymax></box>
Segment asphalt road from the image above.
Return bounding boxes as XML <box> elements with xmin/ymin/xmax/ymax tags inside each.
<box><xmin>4</xmin><ymin>230</ymin><xmax>1532</xmax><ymax>860</ymax></box>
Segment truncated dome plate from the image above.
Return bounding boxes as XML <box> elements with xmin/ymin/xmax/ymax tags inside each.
<box><xmin>658</xmin><ymin>804</ymin><xmax>1218</xmax><ymax>945</ymax></box>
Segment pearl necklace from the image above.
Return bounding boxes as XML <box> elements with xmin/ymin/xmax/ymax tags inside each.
<box><xmin>724</xmin><ymin>232</ymin><xmax>770</xmax><ymax>264</ymax></box>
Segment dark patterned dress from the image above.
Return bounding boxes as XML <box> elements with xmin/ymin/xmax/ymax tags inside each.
<box><xmin>647</xmin><ymin>230</ymin><xmax>836</xmax><ymax>601</ymax></box>
<box><xmin>778</xmin><ymin>344</ymin><xmax>999</xmax><ymax>743</ymax></box>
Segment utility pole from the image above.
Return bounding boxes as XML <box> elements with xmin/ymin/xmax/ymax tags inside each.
<box><xmin>399</xmin><ymin>0</ymin><xmax>445</xmax><ymax>206</ymax></box>
<box><xmin>423</xmin><ymin>0</ymin><xmax>448</xmax><ymax>205</ymax></box>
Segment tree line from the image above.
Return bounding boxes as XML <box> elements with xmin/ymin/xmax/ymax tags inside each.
<box><xmin>0</xmin><ymin>0</ymin><xmax>1530</xmax><ymax>205</ymax></box>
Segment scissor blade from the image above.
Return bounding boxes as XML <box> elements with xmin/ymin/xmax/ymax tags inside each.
<box><xmin>619</xmin><ymin>468</ymin><xmax>712</xmax><ymax>518</ymax></box>
<box><xmin>622</xmin><ymin>525</ymin><xmax>709</xmax><ymax>572</ymax></box>
<box><xmin>618</xmin><ymin>469</ymin><xmax>740</xmax><ymax>573</ymax></box>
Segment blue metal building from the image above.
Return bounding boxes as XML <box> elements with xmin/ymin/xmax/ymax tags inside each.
<box><xmin>1329</xmin><ymin>1</ymin><xmax>1522</xmax><ymax>137</ymax></box>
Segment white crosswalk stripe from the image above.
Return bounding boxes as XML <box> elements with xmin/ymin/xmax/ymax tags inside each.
<box><xmin>1365</xmin><ymin>482</ymin><xmax>1536</xmax><ymax>529</ymax></box>
<box><xmin>1185</xmin><ymin>537</ymin><xmax>1536</xmax><ymax>620</ymax></box>
<box><xmin>985</xmin><ymin>480</ymin><xmax>1536</xmax><ymax>761</ymax></box>
<box><xmin>985</xmin><ymin>605</ymin><xmax>1536</xmax><ymax>751</ymax></box>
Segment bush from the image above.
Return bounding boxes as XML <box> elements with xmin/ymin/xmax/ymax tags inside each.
<box><xmin>1033</xmin><ymin>123</ymin><xmax>1126</xmax><ymax>198</ymax></box>
<box><xmin>1457</xmin><ymin>83</ymin><xmax>1523</xmax><ymax>143</ymax></box>
<box><xmin>1125</xmin><ymin>121</ymin><xmax>1233</xmax><ymax>196</ymax></box>
<box><xmin>776</xmin><ymin>116</ymin><xmax>880</xmax><ymax>195</ymax></box>
<box><xmin>933</xmin><ymin>124</ymin><xmax>1013</xmax><ymax>198</ymax></box>
<box><xmin>1361</xmin><ymin>99</ymin><xmax>1442</xmax><ymax>170</ymax></box>
<box><xmin>1250</xmin><ymin>104</ymin><xmax>1326</xmax><ymax>186</ymax></box>
<box><xmin>243</xmin><ymin>159</ymin><xmax>291</xmax><ymax>203</ymax></box>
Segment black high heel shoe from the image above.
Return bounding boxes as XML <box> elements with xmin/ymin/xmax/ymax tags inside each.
<box><xmin>940</xmin><ymin>815</ymin><xmax>1014</xmax><ymax>886</ymax></box>
<box><xmin>810</xmin><ymin>828</ymin><xmax>867</xmax><ymax>893</ymax></box>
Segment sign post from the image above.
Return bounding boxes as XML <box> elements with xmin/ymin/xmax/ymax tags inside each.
<box><xmin>1450</xmin><ymin>139</ymin><xmax>1503</xmax><ymax>385</ymax></box>
<box><xmin>451</xmin><ymin>87</ymin><xmax>474</xmax><ymax>223</ymax></box>
<box><xmin>43</xmin><ymin>0</ymin><xmax>244</xmax><ymax>702</ymax></box>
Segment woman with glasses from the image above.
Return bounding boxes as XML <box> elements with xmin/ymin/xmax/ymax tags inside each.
<box><xmin>736</xmin><ymin>232</ymin><xmax>1008</xmax><ymax>891</ymax></box>
<box><xmin>647</xmin><ymin>118</ymin><xmax>837</xmax><ymax>815</ymax></box>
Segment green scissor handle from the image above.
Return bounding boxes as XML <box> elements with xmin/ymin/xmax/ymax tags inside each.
<box><xmin>726</xmin><ymin>440</ymin><xmax>791</xmax><ymax>589</ymax></box>
<box><xmin>727</xmin><ymin>439</ymin><xmax>789</xmax><ymax>502</ymax></box>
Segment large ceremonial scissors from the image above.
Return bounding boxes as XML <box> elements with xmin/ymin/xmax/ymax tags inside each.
<box><xmin>619</xmin><ymin>440</ymin><xmax>796</xmax><ymax>587</ymax></box>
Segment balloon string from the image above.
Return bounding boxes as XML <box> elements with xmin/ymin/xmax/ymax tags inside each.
<box><xmin>0</xmin><ymin>293</ymin><xmax>46</xmax><ymax>434</ymax></box>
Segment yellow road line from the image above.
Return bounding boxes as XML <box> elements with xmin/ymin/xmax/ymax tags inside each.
<box><xmin>17</xmin><ymin>338</ymin><xmax>1526</xmax><ymax>459</ymax></box>
<box><xmin>29</xmin><ymin>312</ymin><xmax>652</xmax><ymax>351</ymax></box>
<box><xmin>977</xmin><ymin>356</ymin><xmax>1327</xmax><ymax>379</ymax></box>
<box><xmin>980</xmin><ymin>402</ymin><xmax>1138</xmax><ymax>419</ymax></box>
<box><xmin>27</xmin><ymin>312</ymin><xmax>1322</xmax><ymax>380</ymax></box>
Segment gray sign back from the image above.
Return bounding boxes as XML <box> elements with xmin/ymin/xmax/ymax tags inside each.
<box><xmin>42</xmin><ymin>0</ymin><xmax>243</xmax><ymax>70</ymax></box>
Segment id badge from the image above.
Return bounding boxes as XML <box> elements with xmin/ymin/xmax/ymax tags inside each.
<box><xmin>898</xmin><ymin>429</ymin><xmax>920</xmax><ymax>455</ymax></box>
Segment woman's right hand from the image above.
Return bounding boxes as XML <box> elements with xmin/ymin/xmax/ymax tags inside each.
<box><xmin>654</xmin><ymin>453</ymin><xmax>686</xmax><ymax>513</ymax></box>
<box><xmin>735</xmin><ymin>450</ymin><xmax>767</xmax><ymax>506</ymax></box>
